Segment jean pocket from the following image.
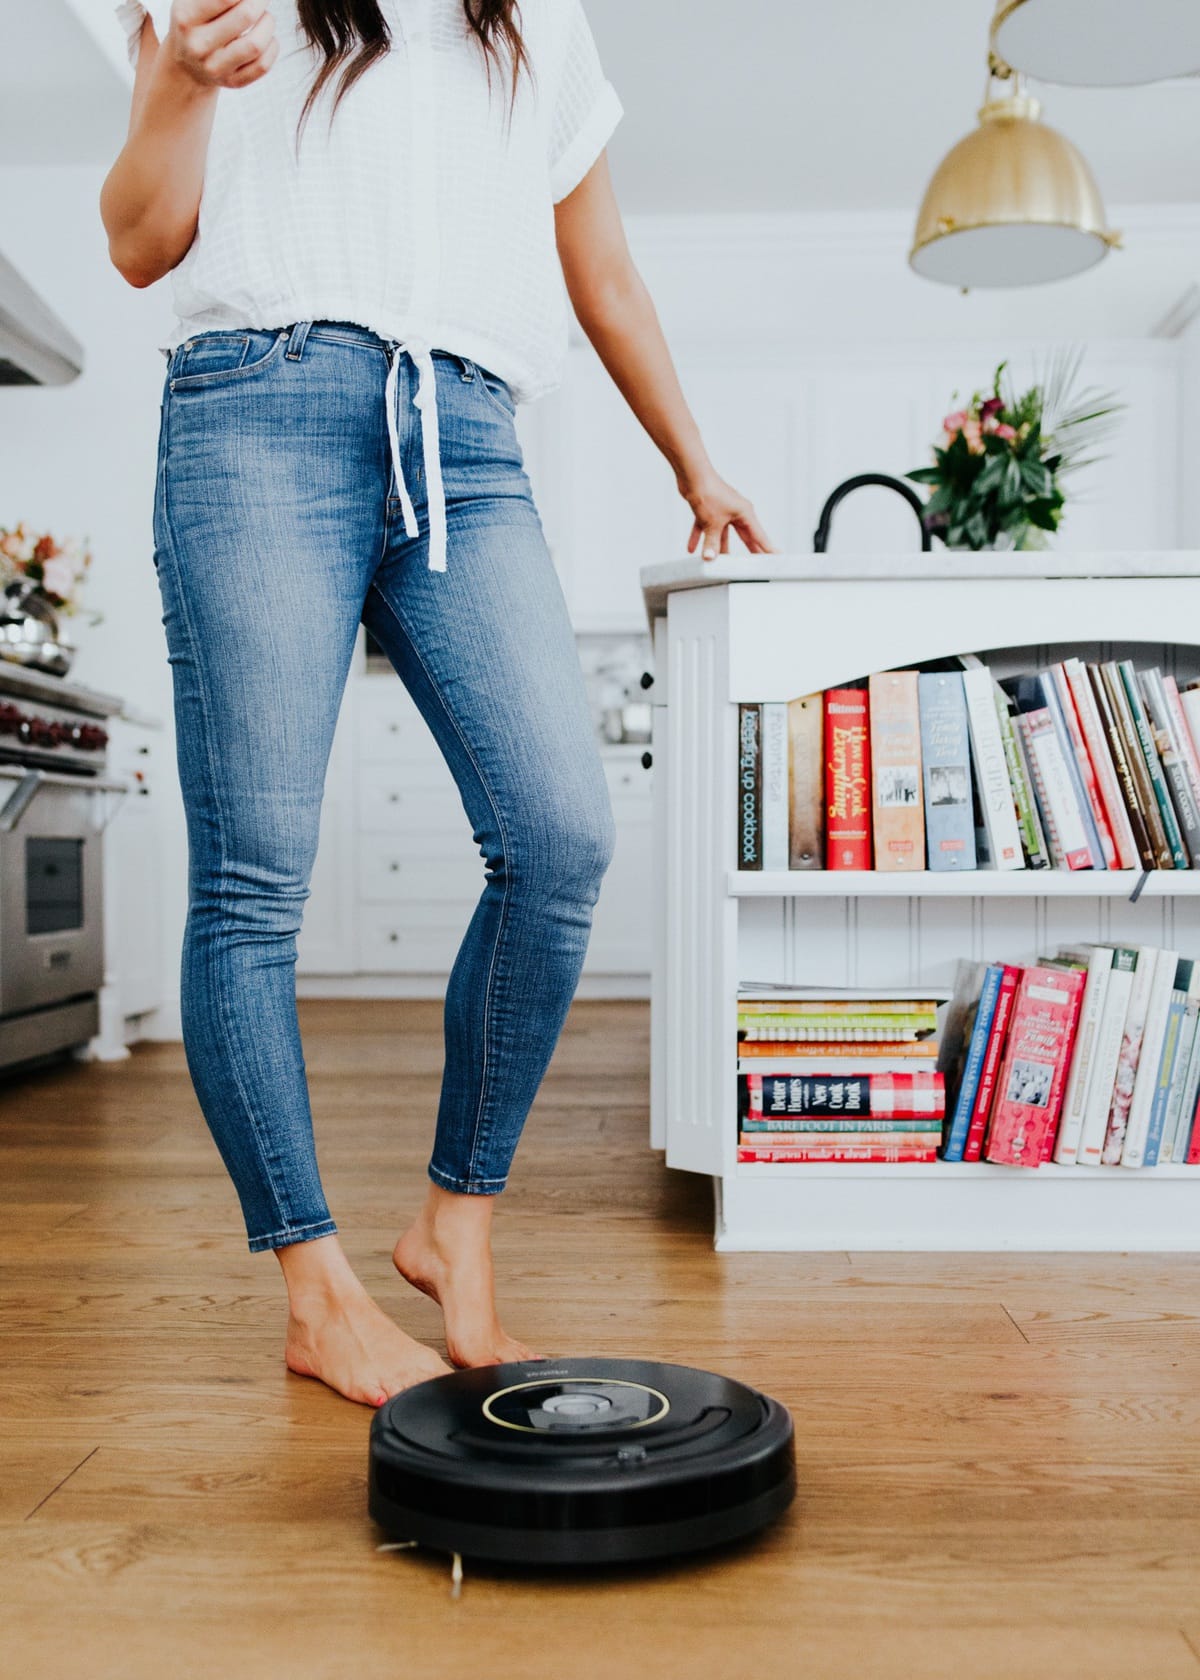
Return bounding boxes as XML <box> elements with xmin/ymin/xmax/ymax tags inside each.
<box><xmin>470</xmin><ymin>360</ymin><xmax>517</xmax><ymax>420</ymax></box>
<box><xmin>169</xmin><ymin>328</ymin><xmax>289</xmax><ymax>392</ymax></box>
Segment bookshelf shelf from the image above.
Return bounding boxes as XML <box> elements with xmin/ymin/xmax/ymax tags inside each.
<box><xmin>728</xmin><ymin>869</ymin><xmax>1200</xmax><ymax>898</ymax></box>
<box><xmin>642</xmin><ymin>553</ymin><xmax>1200</xmax><ymax>1253</ymax></box>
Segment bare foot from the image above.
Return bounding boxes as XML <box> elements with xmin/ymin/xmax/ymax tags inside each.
<box><xmin>276</xmin><ymin>1234</ymin><xmax>451</xmax><ymax>1407</ymax></box>
<box><xmin>393</xmin><ymin>1184</ymin><xmax>544</xmax><ymax>1369</ymax></box>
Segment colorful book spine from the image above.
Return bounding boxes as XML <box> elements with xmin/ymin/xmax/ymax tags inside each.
<box><xmin>737</xmin><ymin>1143</ymin><xmax>939</xmax><ymax>1163</ymax></box>
<box><xmin>787</xmin><ymin>693</ymin><xmax>824</xmax><ymax>870</ymax></box>
<box><xmin>1101</xmin><ymin>945</ymin><xmax>1160</xmax><ymax>1164</ymax></box>
<box><xmin>1088</xmin><ymin>662</ymin><xmax>1156</xmax><ymax>870</ymax></box>
<box><xmin>940</xmin><ymin>963</ymin><xmax>1004</xmax><ymax>1161</ymax></box>
<box><xmin>985</xmin><ymin>965</ymin><xmax>1086</xmax><ymax>1167</ymax></box>
<box><xmin>869</xmin><ymin>670</ymin><xmax>925</xmax><ymax>872</ymax></box>
<box><xmin>737</xmin><ymin>1042</ymin><xmax>939</xmax><ymax>1060</ymax></box>
<box><xmin>1051</xmin><ymin>662</ymin><xmax>1118</xmax><ymax>867</ymax></box>
<box><xmin>1064</xmin><ymin>658</ymin><xmax>1139</xmax><ymax>870</ymax></box>
<box><xmin>996</xmin><ymin>687</ymin><xmax>1049</xmax><ymax>869</ymax></box>
<box><xmin>1015</xmin><ymin>708</ymin><xmax>1093</xmax><ymax>869</ymax></box>
<box><xmin>1163</xmin><ymin>676</ymin><xmax>1200</xmax><ymax>822</ymax></box>
<box><xmin>1160</xmin><ymin>979</ymin><xmax>1200</xmax><ymax>1163</ymax></box>
<box><xmin>825</xmin><ymin>688</ymin><xmax>871</xmax><ymax>869</ymax></box>
<box><xmin>963</xmin><ymin>964</ymin><xmax>1021</xmax><ymax>1161</ymax></box>
<box><xmin>961</xmin><ymin>666</ymin><xmax>1024</xmax><ymax>870</ymax></box>
<box><xmin>1005</xmin><ymin>675</ymin><xmax>1101</xmax><ymax>868</ymax></box>
<box><xmin>742</xmin><ymin>1071</ymin><xmax>944</xmax><ymax>1119</ymax></box>
<box><xmin>760</xmin><ymin>702</ymin><xmax>790</xmax><ymax>873</ymax></box>
<box><xmin>1120</xmin><ymin>947</ymin><xmax>1180</xmax><ymax>1167</ymax></box>
<box><xmin>1119</xmin><ymin>660</ymin><xmax>1188</xmax><ymax>869</ymax></box>
<box><xmin>1101</xmin><ymin>662</ymin><xmax>1171</xmax><ymax>868</ymax></box>
<box><xmin>740</xmin><ymin>1119</ymin><xmax>943</xmax><ymax>1134</ymax></box>
<box><xmin>1142</xmin><ymin>964</ymin><xmax>1190</xmax><ymax>1167</ymax></box>
<box><xmin>736</xmin><ymin>703</ymin><xmax>762</xmax><ymax>870</ymax></box>
<box><xmin>1170</xmin><ymin>974</ymin><xmax>1200</xmax><ymax>1161</ymax></box>
<box><xmin>1138</xmin><ymin>669</ymin><xmax>1200</xmax><ymax>867</ymax></box>
<box><xmin>1075</xmin><ymin>947</ymin><xmax>1136</xmax><ymax>1166</ymax></box>
<box><xmin>918</xmin><ymin>671</ymin><xmax>977</xmax><ymax>871</ymax></box>
<box><xmin>1050</xmin><ymin>946</ymin><xmax>1115</xmax><ymax>1164</ymax></box>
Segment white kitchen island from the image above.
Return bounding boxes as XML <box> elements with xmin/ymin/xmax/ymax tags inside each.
<box><xmin>642</xmin><ymin>552</ymin><xmax>1200</xmax><ymax>1251</ymax></box>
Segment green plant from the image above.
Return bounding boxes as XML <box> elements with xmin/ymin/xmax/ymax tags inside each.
<box><xmin>907</xmin><ymin>349</ymin><xmax>1123</xmax><ymax>551</ymax></box>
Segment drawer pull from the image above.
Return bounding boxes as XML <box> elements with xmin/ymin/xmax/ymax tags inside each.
<box><xmin>389</xmin><ymin>861</ymin><xmax>401</xmax><ymax>872</ymax></box>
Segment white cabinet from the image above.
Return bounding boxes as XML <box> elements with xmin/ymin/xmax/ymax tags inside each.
<box><xmin>645</xmin><ymin>551</ymin><xmax>1200</xmax><ymax>1253</ymax></box>
<box><xmin>298</xmin><ymin>647</ymin><xmax>653</xmax><ymax>987</ymax></box>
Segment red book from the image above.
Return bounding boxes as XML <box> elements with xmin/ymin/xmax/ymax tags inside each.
<box><xmin>743</xmin><ymin>1071</ymin><xmax>944</xmax><ymax>1120</ymax></box>
<box><xmin>825</xmin><ymin>688</ymin><xmax>872</xmax><ymax>869</ymax></box>
<box><xmin>984</xmin><ymin>965</ymin><xmax>1086</xmax><ymax>1168</ymax></box>
<box><xmin>962</xmin><ymin>964</ymin><xmax>1021</xmax><ymax>1162</ymax></box>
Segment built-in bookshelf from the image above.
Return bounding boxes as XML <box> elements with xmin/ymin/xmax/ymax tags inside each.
<box><xmin>643</xmin><ymin>553</ymin><xmax>1200</xmax><ymax>1252</ymax></box>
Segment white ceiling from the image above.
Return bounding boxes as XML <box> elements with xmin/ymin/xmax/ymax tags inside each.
<box><xmin>596</xmin><ymin>0</ymin><xmax>1200</xmax><ymax>212</ymax></box>
<box><xmin>3</xmin><ymin>0</ymin><xmax>1198</xmax><ymax>211</ymax></box>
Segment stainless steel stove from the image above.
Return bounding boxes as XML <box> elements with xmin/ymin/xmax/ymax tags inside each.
<box><xmin>0</xmin><ymin>661</ymin><xmax>129</xmax><ymax>1071</ymax></box>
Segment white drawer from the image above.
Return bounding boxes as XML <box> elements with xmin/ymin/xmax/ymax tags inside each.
<box><xmin>357</xmin><ymin>906</ymin><xmax>472</xmax><ymax>973</ymax></box>
<box><xmin>356</xmin><ymin>683</ymin><xmax>441</xmax><ymax>764</ymax></box>
<box><xmin>357</xmin><ymin>834</ymin><xmax>483</xmax><ymax>903</ymax></box>
<box><xmin>603</xmin><ymin>755</ymin><xmax>652</xmax><ymax>802</ymax></box>
<box><xmin>357</xmin><ymin>773</ymin><xmax>464</xmax><ymax>833</ymax></box>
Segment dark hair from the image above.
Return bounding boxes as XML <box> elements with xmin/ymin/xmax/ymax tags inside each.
<box><xmin>296</xmin><ymin>0</ymin><xmax>529</xmax><ymax>138</ymax></box>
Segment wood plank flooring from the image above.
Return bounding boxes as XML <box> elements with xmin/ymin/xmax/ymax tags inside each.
<box><xmin>2</xmin><ymin>998</ymin><xmax>1199</xmax><ymax>1680</ymax></box>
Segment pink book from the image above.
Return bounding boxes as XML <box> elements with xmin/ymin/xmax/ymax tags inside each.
<box><xmin>1051</xmin><ymin>663</ymin><xmax>1117</xmax><ymax>868</ymax></box>
<box><xmin>984</xmin><ymin>965</ymin><xmax>1086</xmax><ymax>1168</ymax></box>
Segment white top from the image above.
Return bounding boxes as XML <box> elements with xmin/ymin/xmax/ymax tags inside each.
<box><xmin>115</xmin><ymin>0</ymin><xmax>622</xmax><ymax>572</ymax></box>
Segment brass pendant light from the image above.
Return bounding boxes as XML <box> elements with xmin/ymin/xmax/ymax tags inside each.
<box><xmin>992</xmin><ymin>0</ymin><xmax>1200</xmax><ymax>87</ymax></box>
<box><xmin>909</xmin><ymin>66</ymin><xmax>1119</xmax><ymax>290</ymax></box>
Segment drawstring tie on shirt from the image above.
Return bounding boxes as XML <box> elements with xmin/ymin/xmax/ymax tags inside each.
<box><xmin>384</xmin><ymin>340</ymin><xmax>447</xmax><ymax>573</ymax></box>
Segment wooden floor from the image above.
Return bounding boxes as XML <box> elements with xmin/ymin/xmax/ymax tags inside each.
<box><xmin>3</xmin><ymin>998</ymin><xmax>1200</xmax><ymax>1680</ymax></box>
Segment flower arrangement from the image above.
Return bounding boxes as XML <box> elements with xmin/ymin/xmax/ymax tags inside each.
<box><xmin>0</xmin><ymin>523</ymin><xmax>97</xmax><ymax>618</ymax></box>
<box><xmin>906</xmin><ymin>349</ymin><xmax>1124</xmax><ymax>552</ymax></box>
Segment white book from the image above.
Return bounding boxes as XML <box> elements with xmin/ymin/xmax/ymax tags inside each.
<box><xmin>1160</xmin><ymin>997</ymin><xmax>1200</xmax><ymax>1162</ymax></box>
<box><xmin>1179</xmin><ymin>687</ymin><xmax>1200</xmax><ymax>783</ymax></box>
<box><xmin>1099</xmin><ymin>945</ymin><xmax>1159</xmax><ymax>1166</ymax></box>
<box><xmin>1051</xmin><ymin>946</ymin><xmax>1113</xmax><ymax>1164</ymax></box>
<box><xmin>1120</xmin><ymin>948</ymin><xmax>1179</xmax><ymax>1168</ymax></box>
<box><xmin>760</xmin><ymin>702</ymin><xmax>790</xmax><ymax>872</ymax></box>
<box><xmin>960</xmin><ymin>665</ymin><xmax>1024</xmax><ymax>870</ymax></box>
<box><xmin>1171</xmin><ymin>999</ymin><xmax>1200</xmax><ymax>1161</ymax></box>
<box><xmin>1076</xmin><ymin>952</ymin><xmax>1135</xmax><ymax>1165</ymax></box>
<box><xmin>1018</xmin><ymin>709</ymin><xmax>1093</xmax><ymax>869</ymax></box>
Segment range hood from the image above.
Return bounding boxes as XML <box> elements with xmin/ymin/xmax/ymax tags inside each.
<box><xmin>0</xmin><ymin>250</ymin><xmax>84</xmax><ymax>385</ymax></box>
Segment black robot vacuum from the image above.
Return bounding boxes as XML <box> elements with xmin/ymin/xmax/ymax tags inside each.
<box><xmin>368</xmin><ymin>1356</ymin><xmax>795</xmax><ymax>1566</ymax></box>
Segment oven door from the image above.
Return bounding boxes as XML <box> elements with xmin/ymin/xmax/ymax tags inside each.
<box><xmin>0</xmin><ymin>768</ymin><xmax>127</xmax><ymax>1017</ymax></box>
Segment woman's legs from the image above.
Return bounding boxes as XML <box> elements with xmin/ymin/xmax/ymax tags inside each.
<box><xmin>154</xmin><ymin>324</ymin><xmax>450</xmax><ymax>1401</ymax></box>
<box><xmin>361</xmin><ymin>357</ymin><xmax>616</xmax><ymax>1363</ymax></box>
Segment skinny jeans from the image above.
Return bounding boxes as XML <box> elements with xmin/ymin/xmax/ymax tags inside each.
<box><xmin>152</xmin><ymin>318</ymin><xmax>615</xmax><ymax>1252</ymax></box>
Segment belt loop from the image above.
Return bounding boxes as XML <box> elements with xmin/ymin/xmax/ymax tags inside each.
<box><xmin>285</xmin><ymin>320</ymin><xmax>313</xmax><ymax>362</ymax></box>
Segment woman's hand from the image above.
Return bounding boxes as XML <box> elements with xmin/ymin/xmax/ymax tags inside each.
<box><xmin>166</xmin><ymin>0</ymin><xmax>279</xmax><ymax>90</ymax></box>
<box><xmin>681</xmin><ymin>466</ymin><xmax>775</xmax><ymax>561</ymax></box>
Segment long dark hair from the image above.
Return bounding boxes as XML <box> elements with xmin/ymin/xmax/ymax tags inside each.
<box><xmin>296</xmin><ymin>0</ymin><xmax>529</xmax><ymax>136</ymax></box>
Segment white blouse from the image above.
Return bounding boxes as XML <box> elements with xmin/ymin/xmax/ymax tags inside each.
<box><xmin>115</xmin><ymin>0</ymin><xmax>622</xmax><ymax>571</ymax></box>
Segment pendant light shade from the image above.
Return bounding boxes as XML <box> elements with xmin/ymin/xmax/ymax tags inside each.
<box><xmin>909</xmin><ymin>89</ymin><xmax>1118</xmax><ymax>289</ymax></box>
<box><xmin>992</xmin><ymin>0</ymin><xmax>1200</xmax><ymax>87</ymax></box>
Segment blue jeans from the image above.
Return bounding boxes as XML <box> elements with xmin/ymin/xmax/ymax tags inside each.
<box><xmin>152</xmin><ymin>320</ymin><xmax>615</xmax><ymax>1253</ymax></box>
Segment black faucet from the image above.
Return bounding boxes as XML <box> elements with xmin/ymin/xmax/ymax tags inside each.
<box><xmin>812</xmin><ymin>474</ymin><xmax>932</xmax><ymax>554</ymax></box>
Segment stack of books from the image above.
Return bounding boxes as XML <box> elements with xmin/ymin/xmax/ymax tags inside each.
<box><xmin>940</xmin><ymin>946</ymin><xmax>1200</xmax><ymax>1167</ymax></box>
<box><xmin>736</xmin><ymin>988</ymin><xmax>947</xmax><ymax>1162</ymax></box>
<box><xmin>736</xmin><ymin>655</ymin><xmax>1200</xmax><ymax>873</ymax></box>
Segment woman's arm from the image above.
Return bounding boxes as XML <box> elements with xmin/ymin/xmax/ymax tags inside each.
<box><xmin>100</xmin><ymin>1</ymin><xmax>279</xmax><ymax>288</ymax></box>
<box><xmin>555</xmin><ymin>154</ymin><xmax>774</xmax><ymax>560</ymax></box>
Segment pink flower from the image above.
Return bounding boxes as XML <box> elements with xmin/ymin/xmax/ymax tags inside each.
<box><xmin>993</xmin><ymin>422</ymin><xmax>1017</xmax><ymax>441</ymax></box>
<box><xmin>942</xmin><ymin>410</ymin><xmax>969</xmax><ymax>436</ymax></box>
<box><xmin>962</xmin><ymin>418</ymin><xmax>984</xmax><ymax>454</ymax></box>
<box><xmin>40</xmin><ymin>555</ymin><xmax>77</xmax><ymax>598</ymax></box>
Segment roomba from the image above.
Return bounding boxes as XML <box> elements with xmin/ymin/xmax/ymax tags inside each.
<box><xmin>368</xmin><ymin>1356</ymin><xmax>795</xmax><ymax>1565</ymax></box>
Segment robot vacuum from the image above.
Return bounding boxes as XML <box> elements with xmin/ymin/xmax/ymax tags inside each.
<box><xmin>368</xmin><ymin>1356</ymin><xmax>795</xmax><ymax>1566</ymax></box>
